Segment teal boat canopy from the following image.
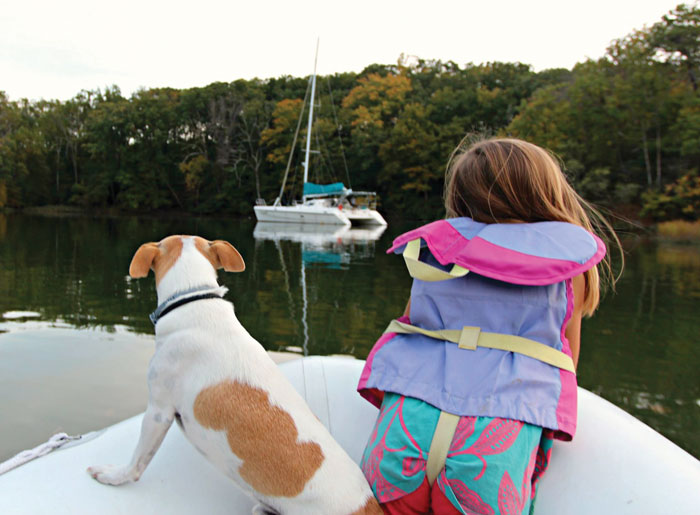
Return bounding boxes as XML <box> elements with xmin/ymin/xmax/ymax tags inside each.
<box><xmin>303</xmin><ymin>182</ymin><xmax>347</xmax><ymax>196</ymax></box>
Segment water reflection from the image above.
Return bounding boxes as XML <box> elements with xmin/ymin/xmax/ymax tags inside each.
<box><xmin>577</xmin><ymin>237</ymin><xmax>700</xmax><ymax>456</ymax></box>
<box><xmin>252</xmin><ymin>222</ymin><xmax>387</xmax><ymax>353</ymax></box>
<box><xmin>0</xmin><ymin>214</ymin><xmax>697</xmax><ymax>457</ymax></box>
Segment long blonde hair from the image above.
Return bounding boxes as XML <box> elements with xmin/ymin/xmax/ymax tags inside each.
<box><xmin>444</xmin><ymin>137</ymin><xmax>620</xmax><ymax>316</ymax></box>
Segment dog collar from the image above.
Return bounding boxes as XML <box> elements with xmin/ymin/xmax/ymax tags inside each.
<box><xmin>150</xmin><ymin>285</ymin><xmax>228</xmax><ymax>325</ymax></box>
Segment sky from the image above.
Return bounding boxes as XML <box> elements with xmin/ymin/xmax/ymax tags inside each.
<box><xmin>0</xmin><ymin>0</ymin><xmax>687</xmax><ymax>102</ymax></box>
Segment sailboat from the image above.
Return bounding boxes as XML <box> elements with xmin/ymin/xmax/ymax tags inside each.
<box><xmin>254</xmin><ymin>44</ymin><xmax>387</xmax><ymax>227</ymax></box>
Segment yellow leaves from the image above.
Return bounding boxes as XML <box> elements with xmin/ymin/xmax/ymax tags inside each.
<box><xmin>350</xmin><ymin>105</ymin><xmax>382</xmax><ymax>130</ymax></box>
<box><xmin>179</xmin><ymin>154</ymin><xmax>208</xmax><ymax>192</ymax></box>
<box><xmin>343</xmin><ymin>73</ymin><xmax>411</xmax><ymax>108</ymax></box>
<box><xmin>476</xmin><ymin>86</ymin><xmax>502</xmax><ymax>104</ymax></box>
<box><xmin>260</xmin><ymin>98</ymin><xmax>303</xmax><ymax>164</ymax></box>
<box><xmin>642</xmin><ymin>172</ymin><xmax>700</xmax><ymax>221</ymax></box>
<box><xmin>342</xmin><ymin>73</ymin><xmax>412</xmax><ymax>131</ymax></box>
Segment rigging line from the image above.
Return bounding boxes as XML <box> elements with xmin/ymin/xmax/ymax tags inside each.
<box><xmin>276</xmin><ymin>77</ymin><xmax>312</xmax><ymax>205</ymax></box>
<box><xmin>289</xmin><ymin>154</ymin><xmax>301</xmax><ymax>203</ymax></box>
<box><xmin>326</xmin><ymin>77</ymin><xmax>351</xmax><ymax>189</ymax></box>
<box><xmin>314</xmin><ymin>128</ymin><xmax>335</xmax><ymax>184</ymax></box>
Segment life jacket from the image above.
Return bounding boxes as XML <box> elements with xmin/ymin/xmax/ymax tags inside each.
<box><xmin>357</xmin><ymin>217</ymin><xmax>606</xmax><ymax>440</ymax></box>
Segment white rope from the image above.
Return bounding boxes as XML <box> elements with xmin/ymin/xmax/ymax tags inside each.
<box><xmin>0</xmin><ymin>433</ymin><xmax>82</xmax><ymax>475</ymax></box>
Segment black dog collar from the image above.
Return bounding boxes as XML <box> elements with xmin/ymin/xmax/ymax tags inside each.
<box><xmin>149</xmin><ymin>285</ymin><xmax>228</xmax><ymax>325</ymax></box>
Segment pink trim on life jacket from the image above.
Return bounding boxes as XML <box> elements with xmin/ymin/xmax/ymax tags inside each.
<box><xmin>387</xmin><ymin>219</ymin><xmax>606</xmax><ymax>286</ymax></box>
<box><xmin>357</xmin><ymin>315</ymin><xmax>412</xmax><ymax>408</ymax></box>
<box><xmin>555</xmin><ymin>277</ymin><xmax>578</xmax><ymax>440</ymax></box>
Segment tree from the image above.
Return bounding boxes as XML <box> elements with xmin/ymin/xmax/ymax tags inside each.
<box><xmin>506</xmin><ymin>84</ymin><xmax>572</xmax><ymax>158</ymax></box>
<box><xmin>233</xmin><ymin>84</ymin><xmax>274</xmax><ymax>201</ymax></box>
<box><xmin>342</xmin><ymin>72</ymin><xmax>412</xmax><ymax>192</ymax></box>
<box><xmin>608</xmin><ymin>31</ymin><xmax>675</xmax><ymax>187</ymax></box>
<box><xmin>79</xmin><ymin>87</ymin><xmax>132</xmax><ymax>206</ymax></box>
<box><xmin>378</xmin><ymin>102</ymin><xmax>441</xmax><ymax>212</ymax></box>
<box><xmin>651</xmin><ymin>3</ymin><xmax>700</xmax><ymax>91</ymax></box>
<box><xmin>0</xmin><ymin>95</ymin><xmax>51</xmax><ymax>207</ymax></box>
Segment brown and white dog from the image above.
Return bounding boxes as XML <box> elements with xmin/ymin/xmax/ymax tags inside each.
<box><xmin>87</xmin><ymin>235</ymin><xmax>381</xmax><ymax>515</ymax></box>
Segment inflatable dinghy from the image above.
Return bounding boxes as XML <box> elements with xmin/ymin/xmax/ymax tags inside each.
<box><xmin>1</xmin><ymin>356</ymin><xmax>698</xmax><ymax>514</ymax></box>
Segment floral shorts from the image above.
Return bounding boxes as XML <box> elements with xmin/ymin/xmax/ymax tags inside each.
<box><xmin>361</xmin><ymin>393</ymin><xmax>554</xmax><ymax>515</ymax></box>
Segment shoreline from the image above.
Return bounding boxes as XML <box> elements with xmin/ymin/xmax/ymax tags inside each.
<box><xmin>4</xmin><ymin>204</ymin><xmax>700</xmax><ymax>241</ymax></box>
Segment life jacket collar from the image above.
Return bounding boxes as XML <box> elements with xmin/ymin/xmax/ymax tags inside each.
<box><xmin>388</xmin><ymin>217</ymin><xmax>605</xmax><ymax>286</ymax></box>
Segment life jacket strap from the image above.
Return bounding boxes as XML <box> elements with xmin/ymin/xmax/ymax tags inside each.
<box><xmin>402</xmin><ymin>238</ymin><xmax>469</xmax><ymax>282</ymax></box>
<box><xmin>384</xmin><ymin>319</ymin><xmax>576</xmax><ymax>373</ymax></box>
<box><xmin>425</xmin><ymin>410</ymin><xmax>460</xmax><ymax>486</ymax></box>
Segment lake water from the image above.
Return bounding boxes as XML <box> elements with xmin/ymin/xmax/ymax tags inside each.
<box><xmin>0</xmin><ymin>213</ymin><xmax>698</xmax><ymax>460</ymax></box>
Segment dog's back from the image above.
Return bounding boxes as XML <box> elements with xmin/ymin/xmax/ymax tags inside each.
<box><xmin>130</xmin><ymin>236</ymin><xmax>382</xmax><ymax>514</ymax></box>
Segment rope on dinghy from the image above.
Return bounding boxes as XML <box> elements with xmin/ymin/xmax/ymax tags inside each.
<box><xmin>0</xmin><ymin>432</ymin><xmax>83</xmax><ymax>475</ymax></box>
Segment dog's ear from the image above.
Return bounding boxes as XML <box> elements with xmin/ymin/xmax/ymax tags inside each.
<box><xmin>209</xmin><ymin>240</ymin><xmax>245</xmax><ymax>272</ymax></box>
<box><xmin>129</xmin><ymin>243</ymin><xmax>160</xmax><ymax>278</ymax></box>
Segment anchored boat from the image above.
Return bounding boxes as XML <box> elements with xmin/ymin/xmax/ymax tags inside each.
<box><xmin>254</xmin><ymin>43</ymin><xmax>387</xmax><ymax>228</ymax></box>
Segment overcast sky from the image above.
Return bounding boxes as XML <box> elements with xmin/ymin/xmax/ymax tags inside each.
<box><xmin>0</xmin><ymin>0</ymin><xmax>684</xmax><ymax>102</ymax></box>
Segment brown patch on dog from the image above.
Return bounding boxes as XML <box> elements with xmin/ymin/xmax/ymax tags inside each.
<box><xmin>194</xmin><ymin>237</ymin><xmax>245</xmax><ymax>272</ymax></box>
<box><xmin>128</xmin><ymin>236</ymin><xmax>184</xmax><ymax>285</ymax></box>
<box><xmin>193</xmin><ymin>380</ymin><xmax>324</xmax><ymax>497</ymax></box>
<box><xmin>349</xmin><ymin>496</ymin><xmax>383</xmax><ymax>515</ymax></box>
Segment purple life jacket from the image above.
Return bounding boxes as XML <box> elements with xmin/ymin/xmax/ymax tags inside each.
<box><xmin>357</xmin><ymin>217</ymin><xmax>606</xmax><ymax>440</ymax></box>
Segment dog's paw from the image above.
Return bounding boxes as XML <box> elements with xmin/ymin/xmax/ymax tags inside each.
<box><xmin>87</xmin><ymin>465</ymin><xmax>134</xmax><ymax>485</ymax></box>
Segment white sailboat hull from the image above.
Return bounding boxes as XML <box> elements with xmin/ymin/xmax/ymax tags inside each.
<box><xmin>254</xmin><ymin>205</ymin><xmax>350</xmax><ymax>225</ymax></box>
<box><xmin>344</xmin><ymin>207</ymin><xmax>388</xmax><ymax>226</ymax></box>
<box><xmin>254</xmin><ymin>205</ymin><xmax>387</xmax><ymax>226</ymax></box>
<box><xmin>1</xmin><ymin>356</ymin><xmax>698</xmax><ymax>514</ymax></box>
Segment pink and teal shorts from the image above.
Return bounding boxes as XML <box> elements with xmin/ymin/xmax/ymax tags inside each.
<box><xmin>361</xmin><ymin>393</ymin><xmax>554</xmax><ymax>514</ymax></box>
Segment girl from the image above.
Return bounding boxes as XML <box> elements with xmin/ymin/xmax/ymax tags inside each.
<box><xmin>357</xmin><ymin>138</ymin><xmax>617</xmax><ymax>514</ymax></box>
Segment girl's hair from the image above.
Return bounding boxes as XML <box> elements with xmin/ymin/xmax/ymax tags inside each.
<box><xmin>444</xmin><ymin>137</ymin><xmax>620</xmax><ymax>316</ymax></box>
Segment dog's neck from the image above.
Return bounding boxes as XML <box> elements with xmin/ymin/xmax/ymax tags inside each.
<box><xmin>150</xmin><ymin>284</ymin><xmax>228</xmax><ymax>325</ymax></box>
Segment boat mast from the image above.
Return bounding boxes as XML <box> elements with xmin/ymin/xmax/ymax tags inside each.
<box><xmin>302</xmin><ymin>39</ymin><xmax>319</xmax><ymax>204</ymax></box>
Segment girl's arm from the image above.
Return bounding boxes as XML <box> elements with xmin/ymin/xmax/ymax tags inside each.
<box><xmin>403</xmin><ymin>298</ymin><xmax>411</xmax><ymax>317</ymax></box>
<box><xmin>565</xmin><ymin>274</ymin><xmax>586</xmax><ymax>369</ymax></box>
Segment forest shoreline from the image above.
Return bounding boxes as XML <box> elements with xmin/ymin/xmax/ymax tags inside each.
<box><xmin>6</xmin><ymin>203</ymin><xmax>700</xmax><ymax>242</ymax></box>
<box><xmin>1</xmin><ymin>4</ymin><xmax>697</xmax><ymax>227</ymax></box>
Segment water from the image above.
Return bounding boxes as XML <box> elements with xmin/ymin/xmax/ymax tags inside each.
<box><xmin>0</xmin><ymin>213</ymin><xmax>698</xmax><ymax>460</ymax></box>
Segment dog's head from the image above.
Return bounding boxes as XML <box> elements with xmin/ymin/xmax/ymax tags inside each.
<box><xmin>129</xmin><ymin>236</ymin><xmax>245</xmax><ymax>293</ymax></box>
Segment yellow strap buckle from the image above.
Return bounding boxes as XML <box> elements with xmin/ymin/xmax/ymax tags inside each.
<box><xmin>458</xmin><ymin>326</ymin><xmax>480</xmax><ymax>350</ymax></box>
<box><xmin>402</xmin><ymin>238</ymin><xmax>469</xmax><ymax>282</ymax></box>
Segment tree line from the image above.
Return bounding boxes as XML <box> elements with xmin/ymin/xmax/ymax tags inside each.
<box><xmin>0</xmin><ymin>4</ymin><xmax>698</xmax><ymax>221</ymax></box>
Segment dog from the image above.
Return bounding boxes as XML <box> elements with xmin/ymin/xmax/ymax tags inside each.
<box><xmin>87</xmin><ymin>235</ymin><xmax>381</xmax><ymax>515</ymax></box>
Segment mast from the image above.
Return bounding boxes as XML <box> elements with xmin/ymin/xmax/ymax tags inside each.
<box><xmin>302</xmin><ymin>39</ymin><xmax>319</xmax><ymax>204</ymax></box>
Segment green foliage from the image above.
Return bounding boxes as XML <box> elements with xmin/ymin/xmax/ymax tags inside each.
<box><xmin>650</xmin><ymin>3</ymin><xmax>700</xmax><ymax>91</ymax></box>
<box><xmin>577</xmin><ymin>168</ymin><xmax>611</xmax><ymax>202</ymax></box>
<box><xmin>675</xmin><ymin>96</ymin><xmax>700</xmax><ymax>158</ymax></box>
<box><xmin>1</xmin><ymin>3</ymin><xmax>698</xmax><ymax>221</ymax></box>
<box><xmin>506</xmin><ymin>2</ymin><xmax>699</xmax><ymax>207</ymax></box>
<box><xmin>507</xmin><ymin>84</ymin><xmax>571</xmax><ymax>157</ymax></box>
